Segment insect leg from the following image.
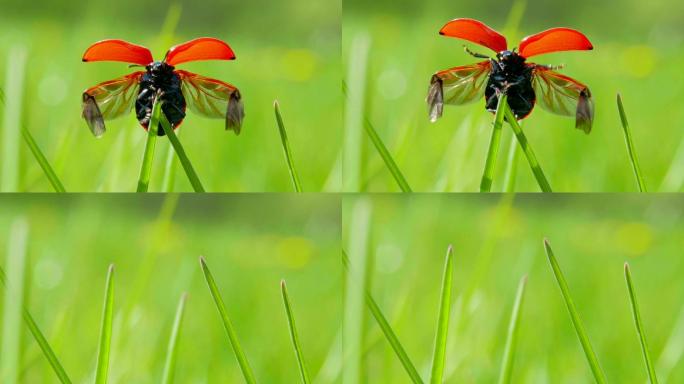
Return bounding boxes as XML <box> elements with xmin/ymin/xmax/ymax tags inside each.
<box><xmin>464</xmin><ymin>46</ymin><xmax>491</xmax><ymax>59</ymax></box>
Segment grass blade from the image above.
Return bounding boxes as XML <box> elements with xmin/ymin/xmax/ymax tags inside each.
<box><xmin>199</xmin><ymin>256</ymin><xmax>256</xmax><ymax>383</ymax></box>
<box><xmin>343</xmin><ymin>35</ymin><xmax>370</xmax><ymax>192</ymax></box>
<box><xmin>280</xmin><ymin>280</ymin><xmax>311</xmax><ymax>383</ymax></box>
<box><xmin>363</xmin><ymin>116</ymin><xmax>413</xmax><ymax>192</ymax></box>
<box><xmin>342</xmin><ymin>251</ymin><xmax>424</xmax><ymax>384</ymax></box>
<box><xmin>1</xmin><ymin>219</ymin><xmax>28</xmax><ymax>383</ymax></box>
<box><xmin>497</xmin><ymin>275</ymin><xmax>528</xmax><ymax>384</ymax></box>
<box><xmin>617</xmin><ymin>94</ymin><xmax>647</xmax><ymax>192</ymax></box>
<box><xmin>502</xmin><ymin>132</ymin><xmax>519</xmax><ymax>192</ymax></box>
<box><xmin>624</xmin><ymin>263</ymin><xmax>659</xmax><ymax>383</ymax></box>
<box><xmin>95</xmin><ymin>264</ymin><xmax>115</xmax><ymax>384</ymax></box>
<box><xmin>159</xmin><ymin>112</ymin><xmax>205</xmax><ymax>192</ymax></box>
<box><xmin>480</xmin><ymin>94</ymin><xmax>508</xmax><ymax>192</ymax></box>
<box><xmin>22</xmin><ymin>128</ymin><xmax>66</xmax><ymax>192</ymax></box>
<box><xmin>161</xmin><ymin>130</ymin><xmax>179</xmax><ymax>192</ymax></box>
<box><xmin>543</xmin><ymin>239</ymin><xmax>606</xmax><ymax>383</ymax></box>
<box><xmin>429</xmin><ymin>245</ymin><xmax>454</xmax><ymax>383</ymax></box>
<box><xmin>1</xmin><ymin>46</ymin><xmax>27</xmax><ymax>192</ymax></box>
<box><xmin>274</xmin><ymin>100</ymin><xmax>303</xmax><ymax>192</ymax></box>
<box><xmin>136</xmin><ymin>97</ymin><xmax>161</xmax><ymax>192</ymax></box>
<box><xmin>504</xmin><ymin>106</ymin><xmax>552</xmax><ymax>192</ymax></box>
<box><xmin>162</xmin><ymin>292</ymin><xmax>187</xmax><ymax>384</ymax></box>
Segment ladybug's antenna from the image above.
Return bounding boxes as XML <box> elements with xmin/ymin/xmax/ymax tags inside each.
<box><xmin>128</xmin><ymin>64</ymin><xmax>144</xmax><ymax>68</ymax></box>
<box><xmin>464</xmin><ymin>46</ymin><xmax>490</xmax><ymax>59</ymax></box>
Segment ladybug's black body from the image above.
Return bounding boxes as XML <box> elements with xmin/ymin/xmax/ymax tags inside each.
<box><xmin>136</xmin><ymin>61</ymin><xmax>186</xmax><ymax>136</ymax></box>
<box><xmin>484</xmin><ymin>50</ymin><xmax>535</xmax><ymax>119</ymax></box>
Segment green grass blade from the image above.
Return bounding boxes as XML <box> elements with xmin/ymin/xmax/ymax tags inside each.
<box><xmin>136</xmin><ymin>98</ymin><xmax>161</xmax><ymax>192</ymax></box>
<box><xmin>503</xmin><ymin>132</ymin><xmax>519</xmax><ymax>192</ymax></box>
<box><xmin>480</xmin><ymin>93</ymin><xmax>508</xmax><ymax>192</ymax></box>
<box><xmin>199</xmin><ymin>256</ymin><xmax>256</xmax><ymax>384</ymax></box>
<box><xmin>161</xmin><ymin>130</ymin><xmax>179</xmax><ymax>192</ymax></box>
<box><xmin>543</xmin><ymin>239</ymin><xmax>606</xmax><ymax>383</ymax></box>
<box><xmin>162</xmin><ymin>292</ymin><xmax>188</xmax><ymax>384</ymax></box>
<box><xmin>1</xmin><ymin>219</ymin><xmax>28</xmax><ymax>383</ymax></box>
<box><xmin>95</xmin><ymin>264</ymin><xmax>115</xmax><ymax>384</ymax></box>
<box><xmin>342</xmin><ymin>251</ymin><xmax>424</xmax><ymax>384</ymax></box>
<box><xmin>21</xmin><ymin>128</ymin><xmax>66</xmax><ymax>192</ymax></box>
<box><xmin>1</xmin><ymin>46</ymin><xmax>27</xmax><ymax>192</ymax></box>
<box><xmin>363</xmin><ymin>116</ymin><xmax>413</xmax><ymax>192</ymax></box>
<box><xmin>497</xmin><ymin>275</ymin><xmax>528</xmax><ymax>384</ymax></box>
<box><xmin>343</xmin><ymin>35</ymin><xmax>370</xmax><ymax>192</ymax></box>
<box><xmin>624</xmin><ymin>263</ymin><xmax>659</xmax><ymax>383</ymax></box>
<box><xmin>0</xmin><ymin>265</ymin><xmax>72</xmax><ymax>384</ymax></box>
<box><xmin>280</xmin><ymin>280</ymin><xmax>311</xmax><ymax>384</ymax></box>
<box><xmin>617</xmin><ymin>94</ymin><xmax>647</xmax><ymax>192</ymax></box>
<box><xmin>274</xmin><ymin>100</ymin><xmax>303</xmax><ymax>192</ymax></box>
<box><xmin>159</xmin><ymin>112</ymin><xmax>205</xmax><ymax>192</ymax></box>
<box><xmin>504</xmin><ymin>106</ymin><xmax>552</xmax><ymax>192</ymax></box>
<box><xmin>429</xmin><ymin>245</ymin><xmax>454</xmax><ymax>383</ymax></box>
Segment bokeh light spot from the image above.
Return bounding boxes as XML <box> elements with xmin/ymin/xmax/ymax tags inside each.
<box><xmin>614</xmin><ymin>221</ymin><xmax>653</xmax><ymax>256</ymax></box>
<box><xmin>376</xmin><ymin>68</ymin><xmax>407</xmax><ymax>100</ymax></box>
<box><xmin>621</xmin><ymin>45</ymin><xmax>656</xmax><ymax>78</ymax></box>
<box><xmin>277</xmin><ymin>236</ymin><xmax>313</xmax><ymax>269</ymax></box>
<box><xmin>281</xmin><ymin>49</ymin><xmax>318</xmax><ymax>82</ymax></box>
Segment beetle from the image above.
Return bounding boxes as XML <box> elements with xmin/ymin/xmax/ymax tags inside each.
<box><xmin>81</xmin><ymin>37</ymin><xmax>244</xmax><ymax>137</ymax></box>
<box><xmin>427</xmin><ymin>18</ymin><xmax>594</xmax><ymax>133</ymax></box>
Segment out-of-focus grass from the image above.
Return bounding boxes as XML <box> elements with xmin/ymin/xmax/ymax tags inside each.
<box><xmin>342</xmin><ymin>194</ymin><xmax>684</xmax><ymax>382</ymax></box>
<box><xmin>0</xmin><ymin>194</ymin><xmax>341</xmax><ymax>383</ymax></box>
<box><xmin>343</xmin><ymin>0</ymin><xmax>684</xmax><ymax>191</ymax></box>
<box><xmin>0</xmin><ymin>0</ymin><xmax>340</xmax><ymax>192</ymax></box>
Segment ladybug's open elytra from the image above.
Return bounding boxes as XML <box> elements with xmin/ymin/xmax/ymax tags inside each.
<box><xmin>81</xmin><ymin>37</ymin><xmax>244</xmax><ymax>137</ymax></box>
<box><xmin>427</xmin><ymin>18</ymin><xmax>594</xmax><ymax>133</ymax></box>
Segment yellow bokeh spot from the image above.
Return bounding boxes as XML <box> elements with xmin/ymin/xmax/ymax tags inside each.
<box><xmin>277</xmin><ymin>236</ymin><xmax>313</xmax><ymax>269</ymax></box>
<box><xmin>621</xmin><ymin>45</ymin><xmax>656</xmax><ymax>78</ymax></box>
<box><xmin>281</xmin><ymin>49</ymin><xmax>318</xmax><ymax>82</ymax></box>
<box><xmin>614</xmin><ymin>222</ymin><xmax>653</xmax><ymax>256</ymax></box>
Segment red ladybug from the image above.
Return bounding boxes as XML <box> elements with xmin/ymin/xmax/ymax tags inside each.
<box><xmin>428</xmin><ymin>19</ymin><xmax>594</xmax><ymax>133</ymax></box>
<box><xmin>81</xmin><ymin>37</ymin><xmax>244</xmax><ymax>137</ymax></box>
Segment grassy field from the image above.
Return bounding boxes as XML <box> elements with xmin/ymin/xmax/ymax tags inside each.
<box><xmin>343</xmin><ymin>0</ymin><xmax>684</xmax><ymax>192</ymax></box>
<box><xmin>0</xmin><ymin>0</ymin><xmax>341</xmax><ymax>192</ymax></box>
<box><xmin>343</xmin><ymin>194</ymin><xmax>684</xmax><ymax>383</ymax></box>
<box><xmin>0</xmin><ymin>194</ymin><xmax>342</xmax><ymax>383</ymax></box>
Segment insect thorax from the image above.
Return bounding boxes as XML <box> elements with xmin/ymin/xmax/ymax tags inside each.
<box><xmin>136</xmin><ymin>61</ymin><xmax>186</xmax><ymax>135</ymax></box>
<box><xmin>485</xmin><ymin>52</ymin><xmax>536</xmax><ymax>119</ymax></box>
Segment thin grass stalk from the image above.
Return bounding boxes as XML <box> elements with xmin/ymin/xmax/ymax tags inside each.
<box><xmin>502</xmin><ymin>132</ymin><xmax>519</xmax><ymax>192</ymax></box>
<box><xmin>199</xmin><ymin>256</ymin><xmax>256</xmax><ymax>383</ymax></box>
<box><xmin>497</xmin><ymin>275</ymin><xmax>528</xmax><ymax>384</ymax></box>
<box><xmin>159</xmin><ymin>113</ymin><xmax>205</xmax><ymax>192</ymax></box>
<box><xmin>274</xmin><ymin>101</ymin><xmax>303</xmax><ymax>192</ymax></box>
<box><xmin>95</xmin><ymin>264</ymin><xmax>115</xmax><ymax>384</ymax></box>
<box><xmin>162</xmin><ymin>293</ymin><xmax>187</xmax><ymax>384</ymax></box>
<box><xmin>543</xmin><ymin>239</ymin><xmax>606</xmax><ymax>383</ymax></box>
<box><xmin>21</xmin><ymin>128</ymin><xmax>66</xmax><ymax>192</ymax></box>
<box><xmin>504</xmin><ymin>106</ymin><xmax>552</xmax><ymax>192</ymax></box>
<box><xmin>429</xmin><ymin>245</ymin><xmax>454</xmax><ymax>383</ymax></box>
<box><xmin>624</xmin><ymin>263</ymin><xmax>659</xmax><ymax>383</ymax></box>
<box><xmin>617</xmin><ymin>94</ymin><xmax>647</xmax><ymax>192</ymax></box>
<box><xmin>480</xmin><ymin>94</ymin><xmax>508</xmax><ymax>192</ymax></box>
<box><xmin>363</xmin><ymin>116</ymin><xmax>413</xmax><ymax>192</ymax></box>
<box><xmin>281</xmin><ymin>280</ymin><xmax>311</xmax><ymax>383</ymax></box>
<box><xmin>136</xmin><ymin>98</ymin><xmax>161</xmax><ymax>192</ymax></box>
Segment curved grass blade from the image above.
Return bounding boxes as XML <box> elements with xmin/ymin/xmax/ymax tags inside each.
<box><xmin>503</xmin><ymin>132</ymin><xmax>519</xmax><ymax>192</ymax></box>
<box><xmin>136</xmin><ymin>98</ymin><xmax>161</xmax><ymax>192</ymax></box>
<box><xmin>624</xmin><ymin>263</ymin><xmax>659</xmax><ymax>383</ymax></box>
<box><xmin>199</xmin><ymin>256</ymin><xmax>256</xmax><ymax>383</ymax></box>
<box><xmin>497</xmin><ymin>275</ymin><xmax>528</xmax><ymax>384</ymax></box>
<box><xmin>159</xmin><ymin>112</ymin><xmax>205</xmax><ymax>192</ymax></box>
<box><xmin>162</xmin><ymin>292</ymin><xmax>188</xmax><ymax>384</ymax></box>
<box><xmin>363</xmin><ymin>116</ymin><xmax>412</xmax><ymax>192</ymax></box>
<box><xmin>543</xmin><ymin>239</ymin><xmax>606</xmax><ymax>383</ymax></box>
<box><xmin>504</xmin><ymin>106</ymin><xmax>552</xmax><ymax>192</ymax></box>
<box><xmin>617</xmin><ymin>94</ymin><xmax>647</xmax><ymax>192</ymax></box>
<box><xmin>95</xmin><ymin>264</ymin><xmax>115</xmax><ymax>384</ymax></box>
<box><xmin>274</xmin><ymin>101</ymin><xmax>303</xmax><ymax>192</ymax></box>
<box><xmin>429</xmin><ymin>245</ymin><xmax>454</xmax><ymax>383</ymax></box>
<box><xmin>342</xmin><ymin>251</ymin><xmax>424</xmax><ymax>384</ymax></box>
<box><xmin>480</xmin><ymin>94</ymin><xmax>508</xmax><ymax>192</ymax></box>
<box><xmin>22</xmin><ymin>128</ymin><xmax>66</xmax><ymax>192</ymax></box>
<box><xmin>281</xmin><ymin>280</ymin><xmax>311</xmax><ymax>383</ymax></box>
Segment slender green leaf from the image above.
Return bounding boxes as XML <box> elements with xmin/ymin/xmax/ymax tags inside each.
<box><xmin>281</xmin><ymin>280</ymin><xmax>311</xmax><ymax>384</ymax></box>
<box><xmin>343</xmin><ymin>35</ymin><xmax>370</xmax><ymax>192</ymax></box>
<box><xmin>504</xmin><ymin>106</ymin><xmax>552</xmax><ymax>192</ymax></box>
<box><xmin>199</xmin><ymin>256</ymin><xmax>256</xmax><ymax>383</ymax></box>
<box><xmin>274</xmin><ymin>100</ymin><xmax>303</xmax><ymax>192</ymax></box>
<box><xmin>497</xmin><ymin>275</ymin><xmax>528</xmax><ymax>384</ymax></box>
<box><xmin>159</xmin><ymin>112</ymin><xmax>205</xmax><ymax>192</ymax></box>
<box><xmin>137</xmin><ymin>98</ymin><xmax>161</xmax><ymax>192</ymax></box>
<box><xmin>624</xmin><ymin>263</ymin><xmax>659</xmax><ymax>383</ymax></box>
<box><xmin>95</xmin><ymin>264</ymin><xmax>115</xmax><ymax>384</ymax></box>
<box><xmin>543</xmin><ymin>239</ymin><xmax>606</xmax><ymax>383</ymax></box>
<box><xmin>617</xmin><ymin>94</ymin><xmax>647</xmax><ymax>192</ymax></box>
<box><xmin>363</xmin><ymin>116</ymin><xmax>413</xmax><ymax>192</ymax></box>
<box><xmin>429</xmin><ymin>245</ymin><xmax>454</xmax><ymax>383</ymax></box>
<box><xmin>480</xmin><ymin>94</ymin><xmax>508</xmax><ymax>192</ymax></box>
<box><xmin>22</xmin><ymin>128</ymin><xmax>66</xmax><ymax>192</ymax></box>
<box><xmin>342</xmin><ymin>251</ymin><xmax>424</xmax><ymax>384</ymax></box>
<box><xmin>162</xmin><ymin>293</ymin><xmax>187</xmax><ymax>384</ymax></box>
<box><xmin>502</xmin><ymin>132</ymin><xmax>519</xmax><ymax>192</ymax></box>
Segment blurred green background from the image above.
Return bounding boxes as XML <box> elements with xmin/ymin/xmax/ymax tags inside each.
<box><xmin>343</xmin><ymin>0</ymin><xmax>684</xmax><ymax>192</ymax></box>
<box><xmin>0</xmin><ymin>194</ymin><xmax>342</xmax><ymax>383</ymax></box>
<box><xmin>0</xmin><ymin>0</ymin><xmax>341</xmax><ymax>192</ymax></box>
<box><xmin>343</xmin><ymin>194</ymin><xmax>684</xmax><ymax>382</ymax></box>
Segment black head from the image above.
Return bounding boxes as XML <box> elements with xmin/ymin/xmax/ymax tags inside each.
<box><xmin>146</xmin><ymin>61</ymin><xmax>175</xmax><ymax>76</ymax></box>
<box><xmin>496</xmin><ymin>50</ymin><xmax>526</xmax><ymax>65</ymax></box>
